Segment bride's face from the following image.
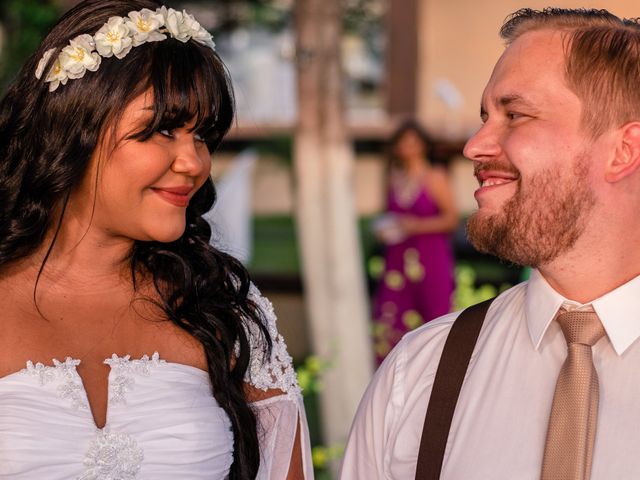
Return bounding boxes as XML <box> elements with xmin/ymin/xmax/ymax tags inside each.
<box><xmin>71</xmin><ymin>90</ymin><xmax>212</xmax><ymax>243</ymax></box>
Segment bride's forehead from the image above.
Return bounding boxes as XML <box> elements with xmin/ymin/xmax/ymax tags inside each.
<box><xmin>124</xmin><ymin>91</ymin><xmax>155</xmax><ymax>111</ymax></box>
<box><xmin>125</xmin><ymin>84</ymin><xmax>211</xmax><ymax>113</ymax></box>
<box><xmin>106</xmin><ymin>79</ymin><xmax>218</xmax><ymax>138</ymax></box>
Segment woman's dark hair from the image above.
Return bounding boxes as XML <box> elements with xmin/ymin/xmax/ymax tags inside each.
<box><xmin>388</xmin><ymin>117</ymin><xmax>435</xmax><ymax>166</ymax></box>
<box><xmin>0</xmin><ymin>1</ymin><xmax>269</xmax><ymax>478</ymax></box>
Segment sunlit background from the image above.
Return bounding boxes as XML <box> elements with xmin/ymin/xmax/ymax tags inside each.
<box><xmin>1</xmin><ymin>0</ymin><xmax>638</xmax><ymax>476</ymax></box>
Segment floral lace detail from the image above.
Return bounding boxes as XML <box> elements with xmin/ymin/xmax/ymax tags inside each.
<box><xmin>79</xmin><ymin>430</ymin><xmax>144</xmax><ymax>480</ymax></box>
<box><xmin>21</xmin><ymin>357</ymin><xmax>89</xmax><ymax>410</ymax></box>
<box><xmin>104</xmin><ymin>353</ymin><xmax>166</xmax><ymax>406</ymax></box>
<box><xmin>244</xmin><ymin>283</ymin><xmax>301</xmax><ymax>397</ymax></box>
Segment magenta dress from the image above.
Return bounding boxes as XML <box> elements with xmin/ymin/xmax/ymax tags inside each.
<box><xmin>372</xmin><ymin>182</ymin><xmax>455</xmax><ymax>363</ymax></box>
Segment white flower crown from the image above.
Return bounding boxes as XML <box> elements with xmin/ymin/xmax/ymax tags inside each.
<box><xmin>35</xmin><ymin>6</ymin><xmax>215</xmax><ymax>92</ymax></box>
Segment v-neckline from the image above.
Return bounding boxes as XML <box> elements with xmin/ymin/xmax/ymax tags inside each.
<box><xmin>76</xmin><ymin>362</ymin><xmax>111</xmax><ymax>430</ymax></box>
<box><xmin>20</xmin><ymin>353</ymin><xmax>168</xmax><ymax>430</ymax></box>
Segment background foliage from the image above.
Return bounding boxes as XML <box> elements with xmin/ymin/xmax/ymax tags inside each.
<box><xmin>0</xmin><ymin>0</ymin><xmax>61</xmax><ymax>91</ymax></box>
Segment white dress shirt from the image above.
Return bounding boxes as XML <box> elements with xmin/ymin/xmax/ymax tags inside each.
<box><xmin>341</xmin><ymin>270</ymin><xmax>640</xmax><ymax>479</ymax></box>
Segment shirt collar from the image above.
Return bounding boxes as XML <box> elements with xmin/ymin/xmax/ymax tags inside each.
<box><xmin>525</xmin><ymin>269</ymin><xmax>640</xmax><ymax>355</ymax></box>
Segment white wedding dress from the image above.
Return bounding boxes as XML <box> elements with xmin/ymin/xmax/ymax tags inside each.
<box><xmin>0</xmin><ymin>285</ymin><xmax>313</xmax><ymax>479</ymax></box>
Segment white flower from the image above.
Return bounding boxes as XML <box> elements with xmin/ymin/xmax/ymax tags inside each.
<box><xmin>35</xmin><ymin>49</ymin><xmax>70</xmax><ymax>93</ymax></box>
<box><xmin>59</xmin><ymin>34</ymin><xmax>101</xmax><ymax>81</ymax></box>
<box><xmin>160</xmin><ymin>7</ymin><xmax>193</xmax><ymax>43</ymax></box>
<box><xmin>181</xmin><ymin>10</ymin><xmax>204</xmax><ymax>37</ymax></box>
<box><xmin>191</xmin><ymin>26</ymin><xmax>216</xmax><ymax>49</ymax></box>
<box><xmin>181</xmin><ymin>10</ymin><xmax>215</xmax><ymax>48</ymax></box>
<box><xmin>44</xmin><ymin>56</ymin><xmax>69</xmax><ymax>92</ymax></box>
<box><xmin>126</xmin><ymin>8</ymin><xmax>166</xmax><ymax>47</ymax></box>
<box><xmin>35</xmin><ymin>48</ymin><xmax>56</xmax><ymax>80</ymax></box>
<box><xmin>35</xmin><ymin>48</ymin><xmax>70</xmax><ymax>92</ymax></box>
<box><xmin>95</xmin><ymin>16</ymin><xmax>133</xmax><ymax>59</ymax></box>
<box><xmin>158</xmin><ymin>6</ymin><xmax>215</xmax><ymax>48</ymax></box>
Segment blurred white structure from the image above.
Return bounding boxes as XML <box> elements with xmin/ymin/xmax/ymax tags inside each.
<box><xmin>217</xmin><ymin>29</ymin><xmax>297</xmax><ymax>125</ymax></box>
<box><xmin>204</xmin><ymin>150</ymin><xmax>258</xmax><ymax>264</ymax></box>
<box><xmin>215</xmin><ymin>25</ymin><xmax>385</xmax><ymax>127</ymax></box>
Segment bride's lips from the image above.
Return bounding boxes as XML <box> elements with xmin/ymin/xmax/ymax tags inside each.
<box><xmin>151</xmin><ymin>185</ymin><xmax>194</xmax><ymax>207</ymax></box>
<box><xmin>474</xmin><ymin>170</ymin><xmax>519</xmax><ymax>198</ymax></box>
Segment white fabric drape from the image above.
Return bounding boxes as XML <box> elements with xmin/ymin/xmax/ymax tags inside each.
<box><xmin>254</xmin><ymin>394</ymin><xmax>314</xmax><ymax>479</ymax></box>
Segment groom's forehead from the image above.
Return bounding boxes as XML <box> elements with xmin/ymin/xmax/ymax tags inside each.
<box><xmin>480</xmin><ymin>30</ymin><xmax>571</xmax><ymax>115</ymax></box>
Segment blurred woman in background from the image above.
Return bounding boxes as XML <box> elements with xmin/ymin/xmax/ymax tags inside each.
<box><xmin>372</xmin><ymin>119</ymin><xmax>458</xmax><ymax>363</ymax></box>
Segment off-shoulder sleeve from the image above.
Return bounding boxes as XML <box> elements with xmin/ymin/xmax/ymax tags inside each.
<box><xmin>245</xmin><ymin>283</ymin><xmax>314</xmax><ymax>479</ymax></box>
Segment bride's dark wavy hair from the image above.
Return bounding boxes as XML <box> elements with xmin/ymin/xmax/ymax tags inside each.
<box><xmin>0</xmin><ymin>0</ymin><xmax>270</xmax><ymax>477</ymax></box>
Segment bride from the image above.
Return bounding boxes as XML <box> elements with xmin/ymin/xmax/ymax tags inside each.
<box><xmin>0</xmin><ymin>0</ymin><xmax>311</xmax><ymax>478</ymax></box>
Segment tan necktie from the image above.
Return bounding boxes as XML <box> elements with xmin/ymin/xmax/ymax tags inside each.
<box><xmin>541</xmin><ymin>309</ymin><xmax>606</xmax><ymax>480</ymax></box>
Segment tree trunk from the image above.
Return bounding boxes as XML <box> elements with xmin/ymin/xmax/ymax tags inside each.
<box><xmin>294</xmin><ymin>0</ymin><xmax>374</xmax><ymax>460</ymax></box>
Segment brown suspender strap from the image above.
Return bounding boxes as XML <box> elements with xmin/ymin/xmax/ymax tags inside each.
<box><xmin>414</xmin><ymin>297</ymin><xmax>495</xmax><ymax>480</ymax></box>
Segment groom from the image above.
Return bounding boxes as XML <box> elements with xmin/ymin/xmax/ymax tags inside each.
<box><xmin>341</xmin><ymin>8</ymin><xmax>640</xmax><ymax>479</ymax></box>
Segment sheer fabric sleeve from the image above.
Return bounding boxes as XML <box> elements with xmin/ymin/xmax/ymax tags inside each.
<box><xmin>245</xmin><ymin>283</ymin><xmax>313</xmax><ymax>479</ymax></box>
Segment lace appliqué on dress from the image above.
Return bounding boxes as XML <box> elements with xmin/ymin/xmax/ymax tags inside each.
<box><xmin>22</xmin><ymin>357</ymin><xmax>89</xmax><ymax>410</ymax></box>
<box><xmin>244</xmin><ymin>284</ymin><xmax>301</xmax><ymax>398</ymax></box>
<box><xmin>104</xmin><ymin>353</ymin><xmax>166</xmax><ymax>406</ymax></box>
<box><xmin>79</xmin><ymin>430</ymin><xmax>144</xmax><ymax>480</ymax></box>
